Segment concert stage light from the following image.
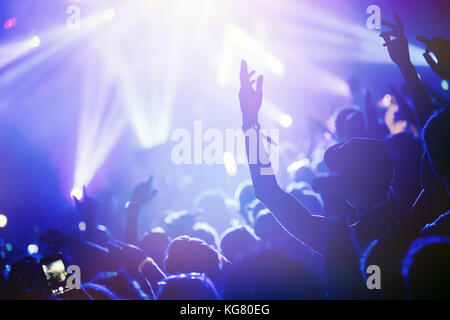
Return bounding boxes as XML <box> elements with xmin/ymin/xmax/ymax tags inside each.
<box><xmin>70</xmin><ymin>188</ymin><xmax>83</xmax><ymax>201</ymax></box>
<box><xmin>0</xmin><ymin>214</ymin><xmax>7</xmax><ymax>228</ymax></box>
<box><xmin>29</xmin><ymin>36</ymin><xmax>41</xmax><ymax>49</ymax></box>
<box><xmin>279</xmin><ymin>114</ymin><xmax>293</xmax><ymax>128</ymax></box>
<box><xmin>27</xmin><ymin>244</ymin><xmax>39</xmax><ymax>255</ymax></box>
<box><xmin>78</xmin><ymin>221</ymin><xmax>86</xmax><ymax>231</ymax></box>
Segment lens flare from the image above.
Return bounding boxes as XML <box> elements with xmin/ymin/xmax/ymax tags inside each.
<box><xmin>0</xmin><ymin>214</ymin><xmax>7</xmax><ymax>228</ymax></box>
<box><xmin>279</xmin><ymin>114</ymin><xmax>293</xmax><ymax>128</ymax></box>
<box><xmin>27</xmin><ymin>244</ymin><xmax>39</xmax><ymax>255</ymax></box>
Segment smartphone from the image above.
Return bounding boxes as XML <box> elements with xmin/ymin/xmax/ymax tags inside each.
<box><xmin>40</xmin><ymin>254</ymin><xmax>69</xmax><ymax>296</ymax></box>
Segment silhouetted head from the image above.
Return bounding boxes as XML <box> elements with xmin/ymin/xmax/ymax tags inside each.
<box><xmin>422</xmin><ymin>108</ymin><xmax>450</xmax><ymax>194</ymax></box>
<box><xmin>294</xmin><ymin>165</ymin><xmax>316</xmax><ymax>185</ymax></box>
<box><xmin>225</xmin><ymin>250</ymin><xmax>324</xmax><ymax>299</ymax></box>
<box><xmin>402</xmin><ymin>236</ymin><xmax>450</xmax><ymax>299</ymax></box>
<box><xmin>234</xmin><ymin>180</ymin><xmax>256</xmax><ymax>224</ymax></box>
<box><xmin>164</xmin><ymin>210</ymin><xmax>197</xmax><ymax>238</ymax></box>
<box><xmin>91</xmin><ymin>224</ymin><xmax>114</xmax><ymax>247</ymax></box>
<box><xmin>220</xmin><ymin>225</ymin><xmax>259</xmax><ymax>263</ymax></box>
<box><xmin>385</xmin><ymin>132</ymin><xmax>422</xmax><ymax>211</ymax></box>
<box><xmin>324</xmin><ymin>138</ymin><xmax>393</xmax><ymax>210</ymax></box>
<box><xmin>286</xmin><ymin>182</ymin><xmax>322</xmax><ymax>214</ymax></box>
<box><xmin>140</xmin><ymin>231</ymin><xmax>171</xmax><ymax>267</ymax></box>
<box><xmin>157</xmin><ymin>273</ymin><xmax>221</xmax><ymax>300</ymax></box>
<box><xmin>194</xmin><ymin>189</ymin><xmax>234</xmax><ymax>233</ymax></box>
<box><xmin>247</xmin><ymin>199</ymin><xmax>266</xmax><ymax>224</ymax></box>
<box><xmin>385</xmin><ymin>131</ymin><xmax>421</xmax><ymax>157</ymax></box>
<box><xmin>335</xmin><ymin>108</ymin><xmax>365</xmax><ymax>142</ymax></box>
<box><xmin>92</xmin><ymin>270</ymin><xmax>146</xmax><ymax>300</ymax></box>
<box><xmin>191</xmin><ymin>222</ymin><xmax>219</xmax><ymax>248</ymax></box>
<box><xmin>254</xmin><ymin>209</ymin><xmax>291</xmax><ymax>250</ymax></box>
<box><xmin>164</xmin><ymin>236</ymin><xmax>221</xmax><ymax>282</ymax></box>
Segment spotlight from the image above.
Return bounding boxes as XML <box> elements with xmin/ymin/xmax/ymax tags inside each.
<box><xmin>78</xmin><ymin>221</ymin><xmax>86</xmax><ymax>231</ymax></box>
<box><xmin>27</xmin><ymin>244</ymin><xmax>39</xmax><ymax>255</ymax></box>
<box><xmin>29</xmin><ymin>36</ymin><xmax>41</xmax><ymax>48</ymax></box>
<box><xmin>0</xmin><ymin>214</ymin><xmax>7</xmax><ymax>228</ymax></box>
<box><xmin>6</xmin><ymin>243</ymin><xmax>13</xmax><ymax>252</ymax></box>
<box><xmin>70</xmin><ymin>188</ymin><xmax>83</xmax><ymax>200</ymax></box>
<box><xmin>442</xmin><ymin>80</ymin><xmax>449</xmax><ymax>91</ymax></box>
<box><xmin>279</xmin><ymin>114</ymin><xmax>293</xmax><ymax>128</ymax></box>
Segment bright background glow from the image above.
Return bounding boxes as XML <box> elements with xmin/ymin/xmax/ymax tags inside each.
<box><xmin>0</xmin><ymin>0</ymin><xmax>447</xmax><ymax>247</ymax></box>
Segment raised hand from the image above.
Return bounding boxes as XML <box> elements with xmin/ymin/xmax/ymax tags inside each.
<box><xmin>125</xmin><ymin>176</ymin><xmax>157</xmax><ymax>245</ymax></box>
<box><xmin>130</xmin><ymin>175</ymin><xmax>158</xmax><ymax>208</ymax></box>
<box><xmin>239</xmin><ymin>59</ymin><xmax>263</xmax><ymax>130</ymax></box>
<box><xmin>380</xmin><ymin>14</ymin><xmax>411</xmax><ymax>69</ymax></box>
<box><xmin>74</xmin><ymin>186</ymin><xmax>99</xmax><ymax>218</ymax></box>
<box><xmin>417</xmin><ymin>36</ymin><xmax>450</xmax><ymax>80</ymax></box>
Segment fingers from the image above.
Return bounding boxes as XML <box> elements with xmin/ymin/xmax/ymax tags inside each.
<box><xmin>417</xmin><ymin>36</ymin><xmax>431</xmax><ymax>46</ymax></box>
<box><xmin>380</xmin><ymin>31</ymin><xmax>395</xmax><ymax>46</ymax></box>
<box><xmin>381</xmin><ymin>20</ymin><xmax>397</xmax><ymax>30</ymax></box>
<box><xmin>256</xmin><ymin>75</ymin><xmax>264</xmax><ymax>98</ymax></box>
<box><xmin>394</xmin><ymin>13</ymin><xmax>403</xmax><ymax>30</ymax></box>
<box><xmin>423</xmin><ymin>52</ymin><xmax>439</xmax><ymax>73</ymax></box>
<box><xmin>147</xmin><ymin>175</ymin><xmax>154</xmax><ymax>186</ymax></box>
<box><xmin>240</xmin><ymin>59</ymin><xmax>248</xmax><ymax>76</ymax></box>
<box><xmin>380</xmin><ymin>30</ymin><xmax>397</xmax><ymax>40</ymax></box>
<box><xmin>240</xmin><ymin>59</ymin><xmax>248</xmax><ymax>85</ymax></box>
<box><xmin>240</xmin><ymin>59</ymin><xmax>258</xmax><ymax>88</ymax></box>
<box><xmin>382</xmin><ymin>14</ymin><xmax>403</xmax><ymax>33</ymax></box>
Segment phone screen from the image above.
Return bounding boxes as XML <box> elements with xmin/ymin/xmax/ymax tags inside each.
<box><xmin>41</xmin><ymin>259</ymin><xmax>68</xmax><ymax>295</ymax></box>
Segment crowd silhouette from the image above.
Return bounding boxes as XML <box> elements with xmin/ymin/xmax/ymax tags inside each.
<box><xmin>1</xmin><ymin>14</ymin><xmax>449</xmax><ymax>300</ymax></box>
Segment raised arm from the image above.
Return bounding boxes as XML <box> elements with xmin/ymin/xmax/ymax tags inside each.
<box><xmin>239</xmin><ymin>59</ymin><xmax>325</xmax><ymax>252</ymax></box>
<box><xmin>125</xmin><ymin>176</ymin><xmax>158</xmax><ymax>244</ymax></box>
<box><xmin>380</xmin><ymin>15</ymin><xmax>435</xmax><ymax>130</ymax></box>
